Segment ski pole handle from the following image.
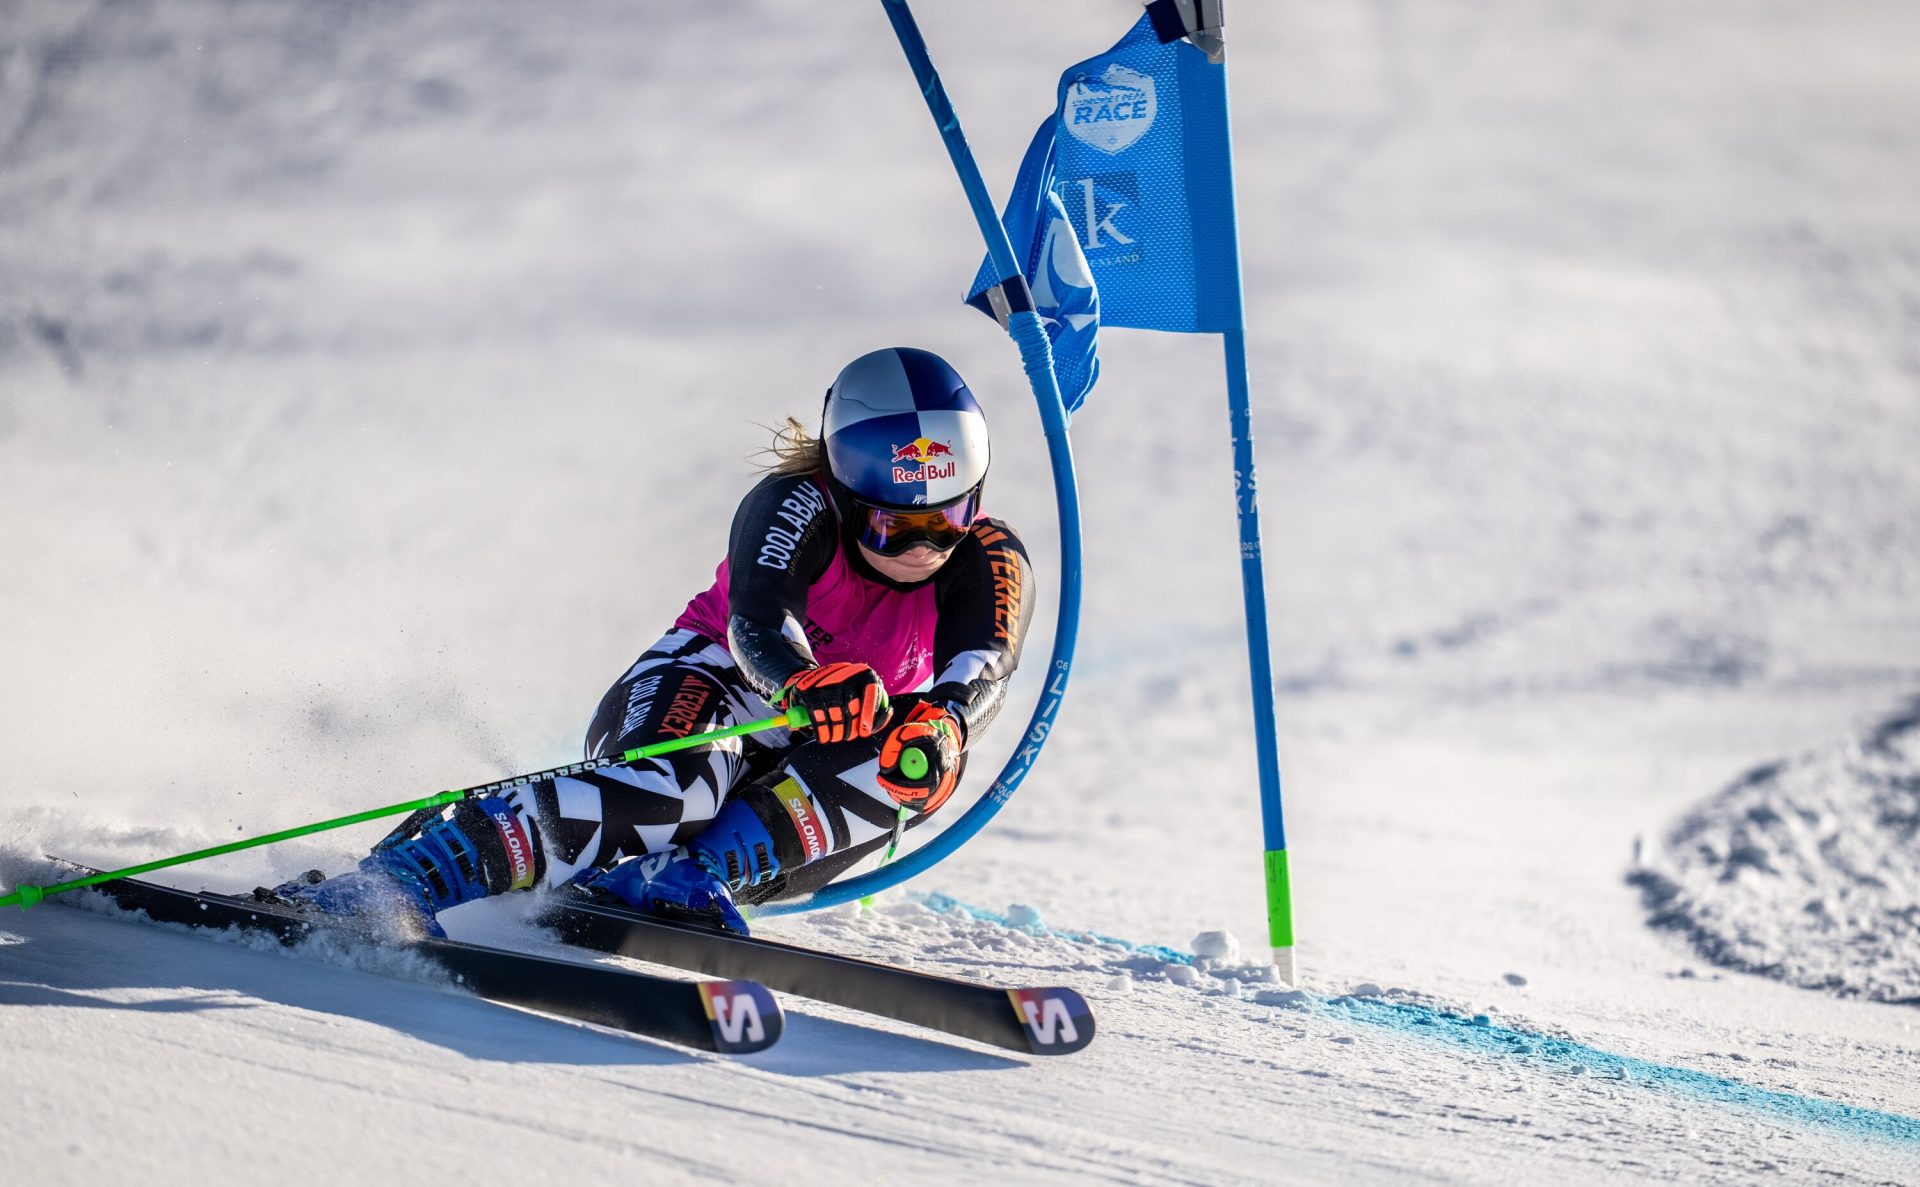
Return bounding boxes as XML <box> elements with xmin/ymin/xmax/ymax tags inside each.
<box><xmin>0</xmin><ymin>706</ymin><xmax>809</xmax><ymax>910</ymax></box>
<box><xmin>896</xmin><ymin>745</ymin><xmax>931</xmax><ymax>782</ymax></box>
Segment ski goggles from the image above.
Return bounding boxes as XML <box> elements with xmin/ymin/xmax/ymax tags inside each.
<box><xmin>854</xmin><ymin>490</ymin><xmax>981</xmax><ymax>556</ymax></box>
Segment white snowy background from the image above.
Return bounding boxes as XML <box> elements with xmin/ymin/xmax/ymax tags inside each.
<box><xmin>4</xmin><ymin>1</ymin><xmax>1919</xmax><ymax>1183</ymax></box>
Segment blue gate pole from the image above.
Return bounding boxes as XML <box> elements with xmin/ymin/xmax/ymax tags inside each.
<box><xmin>1225</xmin><ymin>326</ymin><xmax>1294</xmax><ymax>984</ymax></box>
<box><xmin>1214</xmin><ymin>48</ymin><xmax>1296</xmax><ymax>984</ymax></box>
<box><xmin>760</xmin><ymin>0</ymin><xmax>1083</xmax><ymax>915</ymax></box>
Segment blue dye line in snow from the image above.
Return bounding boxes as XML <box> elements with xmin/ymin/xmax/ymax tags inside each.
<box><xmin>918</xmin><ymin>891</ymin><xmax>1920</xmax><ymax>1149</ymax></box>
<box><xmin>1328</xmin><ymin>997</ymin><xmax>1920</xmax><ymax>1148</ymax></box>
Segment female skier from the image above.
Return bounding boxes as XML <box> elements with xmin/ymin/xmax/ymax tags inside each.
<box><xmin>270</xmin><ymin>347</ymin><xmax>1032</xmax><ymax>935</ymax></box>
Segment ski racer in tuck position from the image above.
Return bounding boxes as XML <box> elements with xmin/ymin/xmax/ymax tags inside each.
<box><xmin>268</xmin><ymin>347</ymin><xmax>1033</xmax><ymax>935</ymax></box>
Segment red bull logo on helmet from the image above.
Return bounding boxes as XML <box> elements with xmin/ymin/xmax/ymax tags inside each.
<box><xmin>890</xmin><ymin>436</ymin><xmax>958</xmax><ymax>484</ymax></box>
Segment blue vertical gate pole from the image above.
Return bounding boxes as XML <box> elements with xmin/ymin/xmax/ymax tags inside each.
<box><xmin>1215</xmin><ymin>53</ymin><xmax>1296</xmax><ymax>985</ymax></box>
<box><xmin>760</xmin><ymin>0</ymin><xmax>1083</xmax><ymax>915</ymax></box>
<box><xmin>1226</xmin><ymin>327</ymin><xmax>1294</xmax><ymax>985</ymax></box>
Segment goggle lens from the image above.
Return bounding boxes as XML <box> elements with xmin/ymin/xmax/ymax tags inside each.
<box><xmin>856</xmin><ymin>491</ymin><xmax>980</xmax><ymax>556</ymax></box>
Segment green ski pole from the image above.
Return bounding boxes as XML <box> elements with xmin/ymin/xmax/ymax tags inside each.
<box><xmin>860</xmin><ymin>743</ymin><xmax>930</xmax><ymax>909</ymax></box>
<box><xmin>1</xmin><ymin>706</ymin><xmax>807</xmax><ymax>910</ymax></box>
<box><xmin>858</xmin><ymin>806</ymin><xmax>914</xmax><ymax>911</ymax></box>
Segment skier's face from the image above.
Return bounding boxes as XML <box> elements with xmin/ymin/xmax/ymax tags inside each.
<box><xmin>859</xmin><ymin>541</ymin><xmax>952</xmax><ymax>583</ymax></box>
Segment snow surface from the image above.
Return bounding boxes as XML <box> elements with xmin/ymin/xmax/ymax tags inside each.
<box><xmin>1632</xmin><ymin>700</ymin><xmax>1920</xmax><ymax>1004</ymax></box>
<box><xmin>5</xmin><ymin>1</ymin><xmax>1920</xmax><ymax>1183</ymax></box>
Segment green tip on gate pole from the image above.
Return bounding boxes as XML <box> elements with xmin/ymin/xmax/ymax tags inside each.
<box><xmin>0</xmin><ymin>706</ymin><xmax>807</xmax><ymax>911</ymax></box>
<box><xmin>1265</xmin><ymin>848</ymin><xmax>1295</xmax><ymax>985</ymax></box>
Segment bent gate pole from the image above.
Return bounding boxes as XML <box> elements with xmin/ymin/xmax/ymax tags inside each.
<box><xmin>761</xmin><ymin>0</ymin><xmax>1084</xmax><ymax>915</ymax></box>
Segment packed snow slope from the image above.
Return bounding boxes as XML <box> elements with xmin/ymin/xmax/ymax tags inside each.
<box><xmin>5</xmin><ymin>1</ymin><xmax>1920</xmax><ymax>1183</ymax></box>
<box><xmin>1633</xmin><ymin>700</ymin><xmax>1920</xmax><ymax>1006</ymax></box>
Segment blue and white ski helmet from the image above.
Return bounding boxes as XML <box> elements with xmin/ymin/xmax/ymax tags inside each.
<box><xmin>822</xmin><ymin>348</ymin><xmax>989</xmax><ymax>511</ymax></box>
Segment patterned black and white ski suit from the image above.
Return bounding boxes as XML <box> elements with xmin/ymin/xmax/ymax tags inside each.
<box><xmin>493</xmin><ymin>470</ymin><xmax>1032</xmax><ymax>904</ymax></box>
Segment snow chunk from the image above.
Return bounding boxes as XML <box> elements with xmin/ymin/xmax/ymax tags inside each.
<box><xmin>1190</xmin><ymin>929</ymin><xmax>1240</xmax><ymax>962</ymax></box>
<box><xmin>1254</xmin><ymin>988</ymin><xmax>1311</xmax><ymax>1009</ymax></box>
<box><xmin>1003</xmin><ymin>903</ymin><xmax>1045</xmax><ymax>931</ymax></box>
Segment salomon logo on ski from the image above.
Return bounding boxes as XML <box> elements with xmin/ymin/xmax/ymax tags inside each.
<box><xmin>1008</xmin><ymin>987</ymin><xmax>1096</xmax><ymax>1055</ymax></box>
<box><xmin>699</xmin><ymin>980</ymin><xmax>782</xmax><ymax>1053</ymax></box>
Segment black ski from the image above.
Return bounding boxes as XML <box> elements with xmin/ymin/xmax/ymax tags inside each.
<box><xmin>66</xmin><ymin>869</ymin><xmax>783</xmax><ymax>1055</ymax></box>
<box><xmin>538</xmin><ymin>893</ymin><xmax>1095</xmax><ymax>1056</ymax></box>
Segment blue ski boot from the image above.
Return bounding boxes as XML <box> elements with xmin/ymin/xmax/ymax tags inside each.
<box><xmin>267</xmin><ymin>864</ymin><xmax>447</xmax><ymax>938</ymax></box>
<box><xmin>578</xmin><ymin>797</ymin><xmax>781</xmax><ymax>935</ymax></box>
<box><xmin>265</xmin><ymin>795</ymin><xmax>542</xmax><ymax>939</ymax></box>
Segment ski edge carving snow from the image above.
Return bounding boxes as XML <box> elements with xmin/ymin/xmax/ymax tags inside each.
<box><xmin>59</xmin><ymin>866</ymin><xmax>784</xmax><ymax>1056</ymax></box>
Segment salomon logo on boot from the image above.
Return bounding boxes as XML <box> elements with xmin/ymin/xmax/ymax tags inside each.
<box><xmin>261</xmin><ymin>795</ymin><xmax>543</xmax><ymax>938</ymax></box>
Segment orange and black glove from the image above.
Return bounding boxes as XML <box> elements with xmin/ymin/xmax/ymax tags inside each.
<box><xmin>876</xmin><ymin>701</ymin><xmax>964</xmax><ymax>813</ymax></box>
<box><xmin>777</xmin><ymin>662</ymin><xmax>890</xmax><ymax>743</ymax></box>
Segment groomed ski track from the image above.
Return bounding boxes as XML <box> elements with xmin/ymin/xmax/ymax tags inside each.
<box><xmin>5</xmin><ymin>1</ymin><xmax>1920</xmax><ymax>1183</ymax></box>
<box><xmin>6</xmin><ymin>816</ymin><xmax>1918</xmax><ymax>1186</ymax></box>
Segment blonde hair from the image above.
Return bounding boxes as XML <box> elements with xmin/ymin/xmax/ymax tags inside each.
<box><xmin>755</xmin><ymin>416</ymin><xmax>827</xmax><ymax>476</ymax></box>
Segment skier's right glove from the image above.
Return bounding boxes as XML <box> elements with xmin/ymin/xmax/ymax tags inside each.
<box><xmin>776</xmin><ymin>661</ymin><xmax>891</xmax><ymax>743</ymax></box>
<box><xmin>876</xmin><ymin>701</ymin><xmax>963</xmax><ymax>813</ymax></box>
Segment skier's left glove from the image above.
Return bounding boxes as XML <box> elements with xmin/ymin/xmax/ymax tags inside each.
<box><xmin>776</xmin><ymin>661</ymin><xmax>891</xmax><ymax>743</ymax></box>
<box><xmin>876</xmin><ymin>701</ymin><xmax>964</xmax><ymax>813</ymax></box>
